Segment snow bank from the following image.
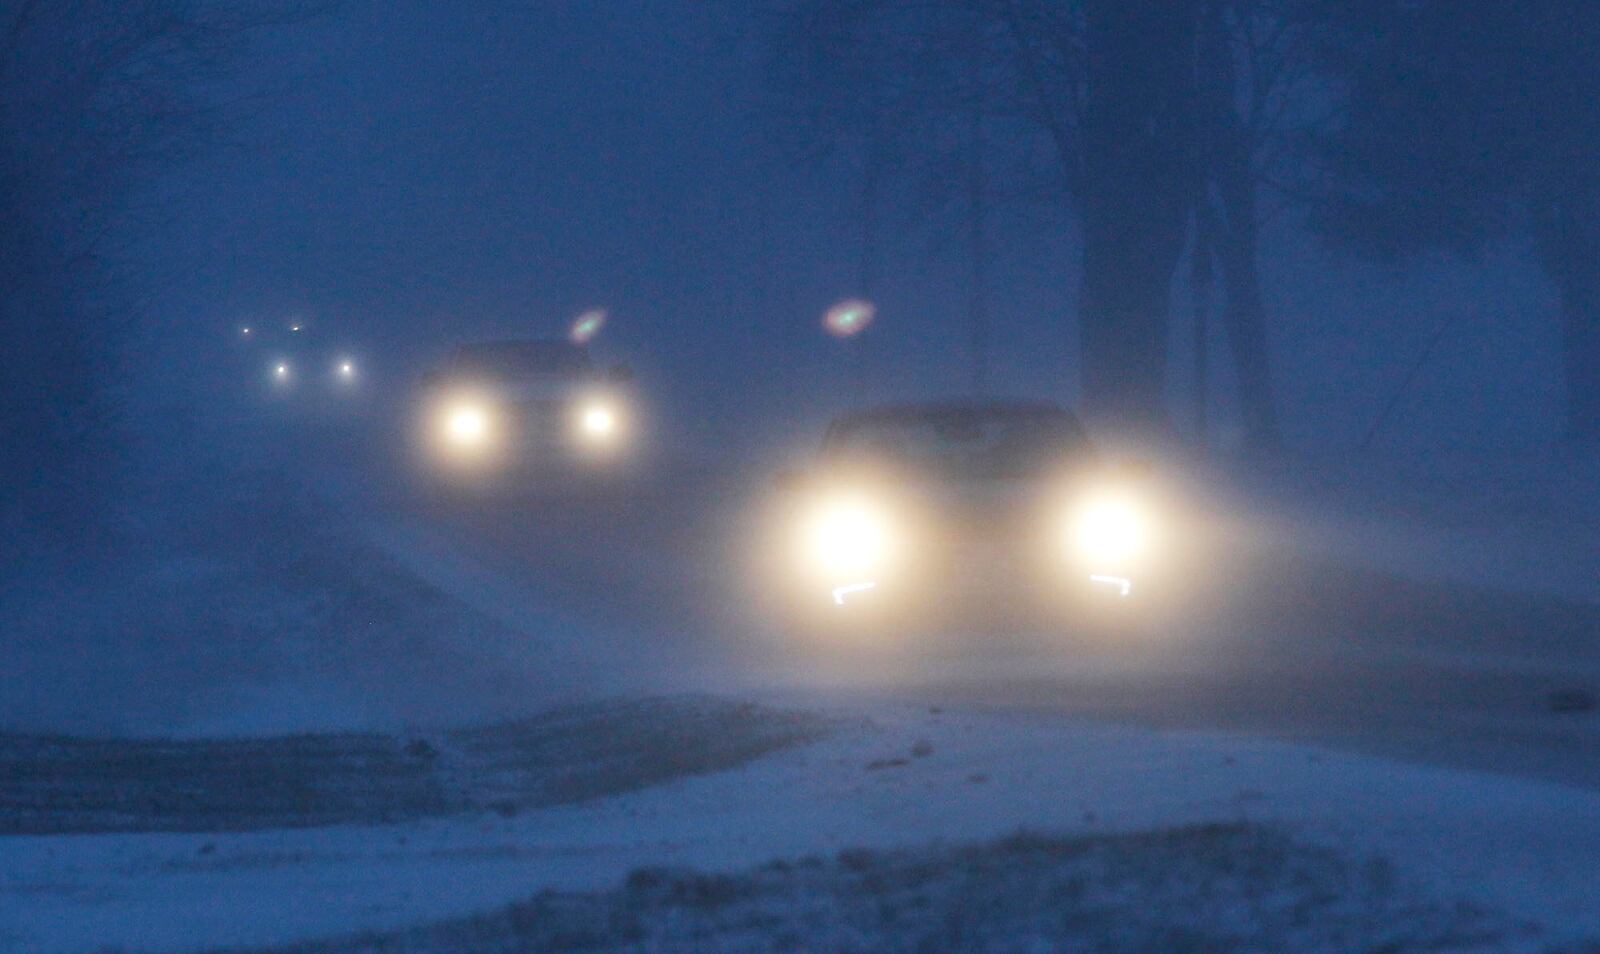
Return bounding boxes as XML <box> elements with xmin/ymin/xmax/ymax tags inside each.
<box><xmin>272</xmin><ymin>824</ymin><xmax>1530</xmax><ymax>953</ymax></box>
<box><xmin>0</xmin><ymin>465</ymin><xmax>604</xmax><ymax>736</ymax></box>
<box><xmin>5</xmin><ymin>702</ymin><xmax>1599</xmax><ymax>952</ymax></box>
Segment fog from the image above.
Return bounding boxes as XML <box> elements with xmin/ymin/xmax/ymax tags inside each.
<box><xmin>4</xmin><ymin>3</ymin><xmax>1600</xmax><ymax>951</ymax></box>
<box><xmin>112</xmin><ymin>0</ymin><xmax>1565</xmax><ymax>461</ymax></box>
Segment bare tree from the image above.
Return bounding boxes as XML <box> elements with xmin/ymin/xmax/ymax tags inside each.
<box><xmin>764</xmin><ymin>0</ymin><xmax>1042</xmax><ymax>398</ymax></box>
<box><xmin>769</xmin><ymin>0</ymin><xmax>1349</xmax><ymax>440</ymax></box>
<box><xmin>1309</xmin><ymin>0</ymin><xmax>1600</xmax><ymax>443</ymax></box>
<box><xmin>1186</xmin><ymin>0</ymin><xmax>1337</xmax><ymax>449</ymax></box>
<box><xmin>0</xmin><ymin>1</ymin><xmax>305</xmax><ymax>533</ymax></box>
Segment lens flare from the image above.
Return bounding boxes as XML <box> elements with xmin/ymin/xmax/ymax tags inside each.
<box><xmin>1089</xmin><ymin>574</ymin><xmax>1133</xmax><ymax>598</ymax></box>
<box><xmin>823</xmin><ymin>299</ymin><xmax>876</xmax><ymax>338</ymax></box>
<box><xmin>831</xmin><ymin>581</ymin><xmax>878</xmax><ymax>606</ymax></box>
<box><xmin>570</xmin><ymin>308</ymin><xmax>607</xmax><ymax>344</ymax></box>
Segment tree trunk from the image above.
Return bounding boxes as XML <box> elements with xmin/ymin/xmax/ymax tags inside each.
<box><xmin>1534</xmin><ymin>182</ymin><xmax>1600</xmax><ymax>443</ymax></box>
<box><xmin>1078</xmin><ymin>0</ymin><xmax>1198</xmax><ymax>432</ymax></box>
<box><xmin>1191</xmin><ymin>193</ymin><xmax>1214</xmax><ymax>447</ymax></box>
<box><xmin>1563</xmin><ymin>288</ymin><xmax>1600</xmax><ymax>442</ymax></box>
<box><xmin>1213</xmin><ymin>134</ymin><xmax>1280</xmax><ymax>448</ymax></box>
<box><xmin>967</xmin><ymin>89</ymin><xmax>991</xmax><ymax>396</ymax></box>
<box><xmin>1193</xmin><ymin>0</ymin><xmax>1277</xmax><ymax>450</ymax></box>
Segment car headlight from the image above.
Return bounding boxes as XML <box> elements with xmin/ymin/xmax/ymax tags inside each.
<box><xmin>1071</xmin><ymin>493</ymin><xmax>1149</xmax><ymax>567</ymax></box>
<box><xmin>445</xmin><ymin>403</ymin><xmax>491</xmax><ymax>446</ymax></box>
<box><xmin>804</xmin><ymin>497</ymin><xmax>891</xmax><ymax>578</ymax></box>
<box><xmin>579</xmin><ymin>402</ymin><xmax>617</xmax><ymax>440</ymax></box>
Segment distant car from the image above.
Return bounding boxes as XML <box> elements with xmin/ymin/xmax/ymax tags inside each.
<box><xmin>243</xmin><ymin>321</ymin><xmax>362</xmax><ymax>396</ymax></box>
<box><xmin>767</xmin><ymin>399</ymin><xmax>1168</xmax><ymax>642</ymax></box>
<box><xmin>418</xmin><ymin>338</ymin><xmax>634</xmax><ymax>478</ymax></box>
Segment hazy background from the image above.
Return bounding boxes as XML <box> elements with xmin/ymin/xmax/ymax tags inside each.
<box><xmin>121</xmin><ymin>0</ymin><xmax>1561</xmax><ymax>461</ymax></box>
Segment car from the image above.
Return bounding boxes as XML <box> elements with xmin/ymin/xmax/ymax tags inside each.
<box><xmin>766</xmin><ymin>399</ymin><xmax>1171</xmax><ymax>645</ymax></box>
<box><xmin>417</xmin><ymin>338</ymin><xmax>635</xmax><ymax>481</ymax></box>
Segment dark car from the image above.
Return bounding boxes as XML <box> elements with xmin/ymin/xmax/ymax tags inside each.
<box><xmin>768</xmin><ymin>399</ymin><xmax>1168</xmax><ymax>643</ymax></box>
<box><xmin>417</xmin><ymin>338</ymin><xmax>634</xmax><ymax>478</ymax></box>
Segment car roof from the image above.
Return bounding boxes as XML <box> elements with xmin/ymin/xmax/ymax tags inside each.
<box><xmin>449</xmin><ymin>339</ymin><xmax>591</xmax><ymax>369</ymax></box>
<box><xmin>828</xmin><ymin>398</ymin><xmax>1076</xmax><ymax>427</ymax></box>
<box><xmin>453</xmin><ymin>338</ymin><xmax>586</xmax><ymax>356</ymax></box>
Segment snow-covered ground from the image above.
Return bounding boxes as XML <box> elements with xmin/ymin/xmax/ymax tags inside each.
<box><xmin>4</xmin><ymin>700</ymin><xmax>1599</xmax><ymax>952</ymax></box>
<box><xmin>5</xmin><ymin>432</ymin><xmax>1600</xmax><ymax>951</ymax></box>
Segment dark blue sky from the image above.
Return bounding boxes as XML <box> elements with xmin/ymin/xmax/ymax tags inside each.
<box><xmin>130</xmin><ymin>0</ymin><xmax>1562</xmax><ymax>454</ymax></box>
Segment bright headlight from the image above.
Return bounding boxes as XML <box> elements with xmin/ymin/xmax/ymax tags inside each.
<box><xmin>805</xmin><ymin>498</ymin><xmax>890</xmax><ymax>577</ymax></box>
<box><xmin>1072</xmin><ymin>493</ymin><xmax>1149</xmax><ymax>566</ymax></box>
<box><xmin>580</xmin><ymin>403</ymin><xmax>616</xmax><ymax>439</ymax></box>
<box><xmin>446</xmin><ymin>404</ymin><xmax>490</xmax><ymax>445</ymax></box>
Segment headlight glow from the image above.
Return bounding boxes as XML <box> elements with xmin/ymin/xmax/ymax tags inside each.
<box><xmin>1072</xmin><ymin>493</ymin><xmax>1149</xmax><ymax>567</ymax></box>
<box><xmin>805</xmin><ymin>497</ymin><xmax>891</xmax><ymax>577</ymax></box>
<box><xmin>580</xmin><ymin>404</ymin><xmax>616</xmax><ymax>438</ymax></box>
<box><xmin>446</xmin><ymin>404</ymin><xmax>489</xmax><ymax>444</ymax></box>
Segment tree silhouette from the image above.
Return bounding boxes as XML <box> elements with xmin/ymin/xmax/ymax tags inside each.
<box><xmin>1311</xmin><ymin>0</ymin><xmax>1600</xmax><ymax>442</ymax></box>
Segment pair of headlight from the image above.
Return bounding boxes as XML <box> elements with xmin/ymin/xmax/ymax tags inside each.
<box><xmin>440</xmin><ymin>399</ymin><xmax>621</xmax><ymax>449</ymax></box>
<box><xmin>268</xmin><ymin>358</ymin><xmax>357</xmax><ymax>386</ymax></box>
<box><xmin>799</xmin><ymin>489</ymin><xmax>1151</xmax><ymax>580</ymax></box>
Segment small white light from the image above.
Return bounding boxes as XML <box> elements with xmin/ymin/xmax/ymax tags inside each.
<box><xmin>241</xmin><ymin>327</ymin><xmax>251</xmax><ymax>335</ymax></box>
<box><xmin>339</xmin><ymin>361</ymin><xmax>354</xmax><ymax>378</ymax></box>
<box><xmin>275</xmin><ymin>364</ymin><xmax>288</xmax><ymax>377</ymax></box>
<box><xmin>291</xmin><ymin>324</ymin><xmax>302</xmax><ymax>332</ymax></box>
<box><xmin>832</xmin><ymin>581</ymin><xmax>878</xmax><ymax>606</ymax></box>
<box><xmin>1089</xmin><ymin>574</ymin><xmax>1133</xmax><ymax>598</ymax></box>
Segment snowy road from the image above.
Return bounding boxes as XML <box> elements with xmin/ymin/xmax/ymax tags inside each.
<box><xmin>390</xmin><ymin>457</ymin><xmax>1600</xmax><ymax>794</ymax></box>
<box><xmin>6</xmin><ymin>439</ymin><xmax>1600</xmax><ymax>951</ymax></box>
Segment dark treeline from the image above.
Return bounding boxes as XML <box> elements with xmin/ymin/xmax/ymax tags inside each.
<box><xmin>0</xmin><ymin>1</ymin><xmax>302</xmax><ymax>544</ymax></box>
<box><xmin>3</xmin><ymin>2</ymin><xmax>1595</xmax><ymax>541</ymax></box>
<box><xmin>766</xmin><ymin>0</ymin><xmax>1600</xmax><ymax>447</ymax></box>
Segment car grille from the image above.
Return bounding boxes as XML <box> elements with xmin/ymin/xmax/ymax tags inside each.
<box><xmin>509</xmin><ymin>398</ymin><xmax>568</xmax><ymax>445</ymax></box>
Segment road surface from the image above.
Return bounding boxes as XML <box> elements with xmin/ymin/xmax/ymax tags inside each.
<box><xmin>384</xmin><ymin>452</ymin><xmax>1600</xmax><ymax>794</ymax></box>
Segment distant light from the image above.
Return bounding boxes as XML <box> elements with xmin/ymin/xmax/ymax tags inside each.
<box><xmin>273</xmin><ymin>362</ymin><xmax>290</xmax><ymax>384</ymax></box>
<box><xmin>339</xmin><ymin>360</ymin><xmax>354</xmax><ymax>377</ymax></box>
<box><xmin>241</xmin><ymin>326</ymin><xmax>252</xmax><ymax>336</ymax></box>
<box><xmin>1089</xmin><ymin>574</ymin><xmax>1132</xmax><ymax>598</ymax></box>
<box><xmin>832</xmin><ymin>581</ymin><xmax>878</xmax><ymax>606</ymax></box>
<box><xmin>824</xmin><ymin>299</ymin><xmax>876</xmax><ymax>338</ymax></box>
<box><xmin>291</xmin><ymin>324</ymin><xmax>302</xmax><ymax>333</ymax></box>
<box><xmin>570</xmin><ymin>308</ymin><xmax>607</xmax><ymax>345</ymax></box>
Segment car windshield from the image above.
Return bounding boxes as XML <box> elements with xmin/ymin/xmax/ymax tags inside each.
<box><xmin>450</xmin><ymin>341</ymin><xmax>591</xmax><ymax>380</ymax></box>
<box><xmin>822</xmin><ymin>406</ymin><xmax>1088</xmax><ymax>478</ymax></box>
